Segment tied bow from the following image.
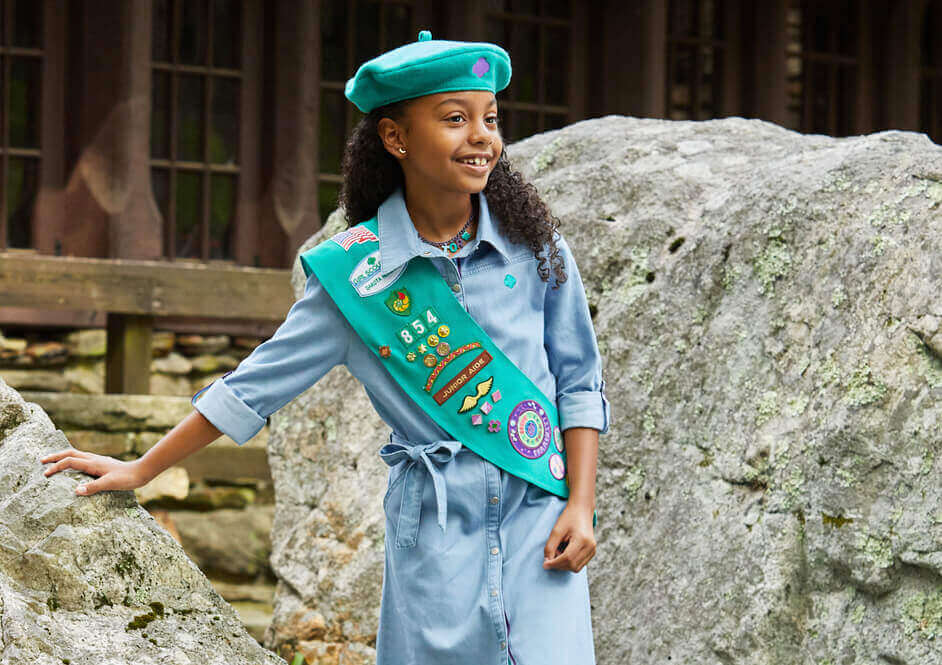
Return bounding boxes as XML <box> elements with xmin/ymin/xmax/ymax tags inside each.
<box><xmin>379</xmin><ymin>433</ymin><xmax>464</xmax><ymax>548</ymax></box>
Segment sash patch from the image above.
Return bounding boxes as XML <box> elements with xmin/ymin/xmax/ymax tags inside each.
<box><xmin>456</xmin><ymin>376</ymin><xmax>493</xmax><ymax>413</ymax></box>
<box><xmin>385</xmin><ymin>288</ymin><xmax>412</xmax><ymax>315</ymax></box>
<box><xmin>330</xmin><ymin>225</ymin><xmax>379</xmax><ymax>250</ymax></box>
<box><xmin>425</xmin><ymin>342</ymin><xmax>484</xmax><ymax>391</ymax></box>
<box><xmin>508</xmin><ymin>400</ymin><xmax>551</xmax><ymax>459</ymax></box>
<box><xmin>397</xmin><ymin>308</ymin><xmax>440</xmax><ymax>347</ymax></box>
<box><xmin>349</xmin><ymin>250</ymin><xmax>406</xmax><ymax>297</ymax></box>
<box><xmin>549</xmin><ymin>453</ymin><xmax>565</xmax><ymax>479</ymax></box>
<box><xmin>432</xmin><ymin>351</ymin><xmax>491</xmax><ymax>405</ymax></box>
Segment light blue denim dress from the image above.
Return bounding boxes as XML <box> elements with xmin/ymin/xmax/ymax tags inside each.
<box><xmin>192</xmin><ymin>185</ymin><xmax>612</xmax><ymax>665</ymax></box>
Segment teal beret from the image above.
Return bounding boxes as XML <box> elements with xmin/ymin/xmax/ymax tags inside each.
<box><xmin>344</xmin><ymin>29</ymin><xmax>512</xmax><ymax>113</ymax></box>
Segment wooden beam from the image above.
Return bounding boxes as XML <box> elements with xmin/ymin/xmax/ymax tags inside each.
<box><xmin>0</xmin><ymin>308</ymin><xmax>281</xmax><ymax>337</ymax></box>
<box><xmin>0</xmin><ymin>253</ymin><xmax>296</xmax><ymax>320</ymax></box>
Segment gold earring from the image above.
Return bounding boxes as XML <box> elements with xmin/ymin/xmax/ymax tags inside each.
<box><xmin>398</xmin><ymin>147</ymin><xmax>406</xmax><ymax>154</ymax></box>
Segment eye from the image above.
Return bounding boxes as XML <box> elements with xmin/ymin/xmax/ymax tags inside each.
<box><xmin>445</xmin><ymin>113</ymin><xmax>500</xmax><ymax>125</ymax></box>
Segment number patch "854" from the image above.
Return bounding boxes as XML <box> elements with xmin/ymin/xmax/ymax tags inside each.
<box><xmin>397</xmin><ymin>307</ymin><xmax>441</xmax><ymax>346</ymax></box>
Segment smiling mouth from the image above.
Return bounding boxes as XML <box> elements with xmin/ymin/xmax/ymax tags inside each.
<box><xmin>457</xmin><ymin>159</ymin><xmax>490</xmax><ymax>172</ymax></box>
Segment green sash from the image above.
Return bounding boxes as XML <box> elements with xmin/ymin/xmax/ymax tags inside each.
<box><xmin>299</xmin><ymin>218</ymin><xmax>575</xmax><ymax>501</ymax></box>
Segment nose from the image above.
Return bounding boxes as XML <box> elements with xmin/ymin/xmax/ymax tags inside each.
<box><xmin>469</xmin><ymin>116</ymin><xmax>494</xmax><ymax>145</ymax></box>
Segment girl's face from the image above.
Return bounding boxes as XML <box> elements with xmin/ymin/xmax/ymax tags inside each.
<box><xmin>380</xmin><ymin>90</ymin><xmax>504</xmax><ymax>195</ymax></box>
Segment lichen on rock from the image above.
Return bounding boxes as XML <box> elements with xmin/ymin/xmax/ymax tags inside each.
<box><xmin>0</xmin><ymin>378</ymin><xmax>282</xmax><ymax>664</ymax></box>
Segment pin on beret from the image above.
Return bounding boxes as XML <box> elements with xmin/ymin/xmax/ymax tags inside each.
<box><xmin>344</xmin><ymin>29</ymin><xmax>512</xmax><ymax>113</ymax></box>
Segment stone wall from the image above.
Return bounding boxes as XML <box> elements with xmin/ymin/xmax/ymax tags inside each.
<box><xmin>0</xmin><ymin>328</ymin><xmax>260</xmax><ymax>397</ymax></box>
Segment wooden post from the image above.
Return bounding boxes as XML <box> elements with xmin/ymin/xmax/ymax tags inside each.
<box><xmin>233</xmin><ymin>0</ymin><xmax>264</xmax><ymax>267</ymax></box>
<box><xmin>257</xmin><ymin>0</ymin><xmax>321</xmax><ymax>269</ymax></box>
<box><xmin>640</xmin><ymin>0</ymin><xmax>668</xmax><ymax>119</ymax></box>
<box><xmin>585</xmin><ymin>0</ymin><xmax>654</xmax><ymax>118</ymax></box>
<box><xmin>568</xmin><ymin>0</ymin><xmax>588</xmax><ymax>122</ymax></box>
<box><xmin>884</xmin><ymin>0</ymin><xmax>928</xmax><ymax>131</ymax></box>
<box><xmin>753</xmin><ymin>0</ymin><xmax>788</xmax><ymax>128</ymax></box>
<box><xmin>721</xmin><ymin>0</ymin><xmax>744</xmax><ymax>118</ymax></box>
<box><xmin>105</xmin><ymin>313</ymin><xmax>154</xmax><ymax>394</ymax></box>
<box><xmin>855</xmin><ymin>0</ymin><xmax>875</xmax><ymax>135</ymax></box>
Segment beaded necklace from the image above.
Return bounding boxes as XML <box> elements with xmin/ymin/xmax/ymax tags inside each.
<box><xmin>416</xmin><ymin>199</ymin><xmax>476</xmax><ymax>254</ymax></box>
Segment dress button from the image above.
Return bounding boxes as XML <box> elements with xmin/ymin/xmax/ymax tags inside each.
<box><xmin>500</xmin><ymin>641</ymin><xmax>507</xmax><ymax>649</ymax></box>
<box><xmin>490</xmin><ymin>546</ymin><xmax>499</xmax><ymax>555</ymax></box>
<box><xmin>490</xmin><ymin>496</ymin><xmax>499</xmax><ymax>504</ymax></box>
<box><xmin>451</xmin><ymin>282</ymin><xmax>461</xmax><ymax>292</ymax></box>
<box><xmin>491</xmin><ymin>589</ymin><xmax>498</xmax><ymax>597</ymax></box>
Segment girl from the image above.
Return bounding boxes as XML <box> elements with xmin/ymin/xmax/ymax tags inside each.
<box><xmin>40</xmin><ymin>30</ymin><xmax>611</xmax><ymax>665</ymax></box>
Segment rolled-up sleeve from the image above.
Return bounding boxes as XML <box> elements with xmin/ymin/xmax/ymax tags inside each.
<box><xmin>190</xmin><ymin>269</ymin><xmax>351</xmax><ymax>445</ymax></box>
<box><xmin>543</xmin><ymin>233</ymin><xmax>612</xmax><ymax>435</ymax></box>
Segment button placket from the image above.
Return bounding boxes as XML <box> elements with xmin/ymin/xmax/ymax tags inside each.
<box><xmin>483</xmin><ymin>459</ymin><xmax>508</xmax><ymax>663</ymax></box>
<box><xmin>438</xmin><ymin>254</ymin><xmax>466</xmax><ymax>308</ymax></box>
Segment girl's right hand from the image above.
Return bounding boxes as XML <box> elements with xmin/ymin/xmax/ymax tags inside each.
<box><xmin>40</xmin><ymin>448</ymin><xmax>150</xmax><ymax>496</ymax></box>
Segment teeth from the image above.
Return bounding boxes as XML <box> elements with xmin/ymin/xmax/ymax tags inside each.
<box><xmin>460</xmin><ymin>157</ymin><xmax>488</xmax><ymax>166</ymax></box>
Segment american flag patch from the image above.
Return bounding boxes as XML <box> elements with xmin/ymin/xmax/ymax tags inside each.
<box><xmin>330</xmin><ymin>226</ymin><xmax>379</xmax><ymax>251</ymax></box>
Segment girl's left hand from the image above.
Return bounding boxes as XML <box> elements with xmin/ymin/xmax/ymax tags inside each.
<box><xmin>543</xmin><ymin>501</ymin><xmax>596</xmax><ymax>572</ymax></box>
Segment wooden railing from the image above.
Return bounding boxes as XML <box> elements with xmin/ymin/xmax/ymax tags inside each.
<box><xmin>0</xmin><ymin>253</ymin><xmax>296</xmax><ymax>394</ymax></box>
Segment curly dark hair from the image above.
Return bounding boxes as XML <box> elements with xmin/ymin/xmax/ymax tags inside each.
<box><xmin>337</xmin><ymin>99</ymin><xmax>567</xmax><ymax>287</ymax></box>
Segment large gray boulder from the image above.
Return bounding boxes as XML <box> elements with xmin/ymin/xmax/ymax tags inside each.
<box><xmin>262</xmin><ymin>339</ymin><xmax>389</xmax><ymax>664</ymax></box>
<box><xmin>266</xmin><ymin>116</ymin><xmax>942</xmax><ymax>664</ymax></box>
<box><xmin>0</xmin><ymin>378</ymin><xmax>283</xmax><ymax>665</ymax></box>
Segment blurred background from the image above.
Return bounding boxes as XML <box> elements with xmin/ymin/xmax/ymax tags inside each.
<box><xmin>0</xmin><ymin>0</ymin><xmax>938</xmax><ymax>280</ymax></box>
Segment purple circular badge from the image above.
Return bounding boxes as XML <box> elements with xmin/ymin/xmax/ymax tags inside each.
<box><xmin>548</xmin><ymin>453</ymin><xmax>566</xmax><ymax>480</ymax></box>
<box><xmin>553</xmin><ymin>425</ymin><xmax>563</xmax><ymax>452</ymax></box>
<box><xmin>507</xmin><ymin>400</ymin><xmax>551</xmax><ymax>459</ymax></box>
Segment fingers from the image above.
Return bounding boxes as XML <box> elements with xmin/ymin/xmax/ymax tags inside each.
<box><xmin>76</xmin><ymin>480</ymin><xmax>99</xmax><ymax>496</ymax></box>
<box><xmin>41</xmin><ymin>455</ymin><xmax>106</xmax><ymax>496</ymax></box>
<box><xmin>41</xmin><ymin>455</ymin><xmax>98</xmax><ymax>481</ymax></box>
<box><xmin>543</xmin><ymin>526</ymin><xmax>565</xmax><ymax>562</ymax></box>
<box><xmin>39</xmin><ymin>448</ymin><xmax>85</xmax><ymax>464</ymax></box>
<box><xmin>543</xmin><ymin>534</ymin><xmax>597</xmax><ymax>572</ymax></box>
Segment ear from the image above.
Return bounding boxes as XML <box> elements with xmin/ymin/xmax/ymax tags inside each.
<box><xmin>377</xmin><ymin>117</ymin><xmax>407</xmax><ymax>160</ymax></box>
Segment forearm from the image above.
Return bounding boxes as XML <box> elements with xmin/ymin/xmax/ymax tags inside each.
<box><xmin>135</xmin><ymin>409</ymin><xmax>223</xmax><ymax>483</ymax></box>
<box><xmin>564</xmin><ymin>426</ymin><xmax>598</xmax><ymax>509</ymax></box>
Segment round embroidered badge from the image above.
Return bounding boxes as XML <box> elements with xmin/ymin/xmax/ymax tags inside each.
<box><xmin>507</xmin><ymin>400</ymin><xmax>551</xmax><ymax>459</ymax></box>
<box><xmin>548</xmin><ymin>453</ymin><xmax>566</xmax><ymax>480</ymax></box>
<box><xmin>553</xmin><ymin>425</ymin><xmax>564</xmax><ymax>452</ymax></box>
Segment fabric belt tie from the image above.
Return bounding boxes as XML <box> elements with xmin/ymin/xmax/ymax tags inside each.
<box><xmin>379</xmin><ymin>432</ymin><xmax>464</xmax><ymax>548</ymax></box>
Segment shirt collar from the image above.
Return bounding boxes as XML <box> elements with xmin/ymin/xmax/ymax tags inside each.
<box><xmin>377</xmin><ymin>185</ymin><xmax>516</xmax><ymax>275</ymax></box>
